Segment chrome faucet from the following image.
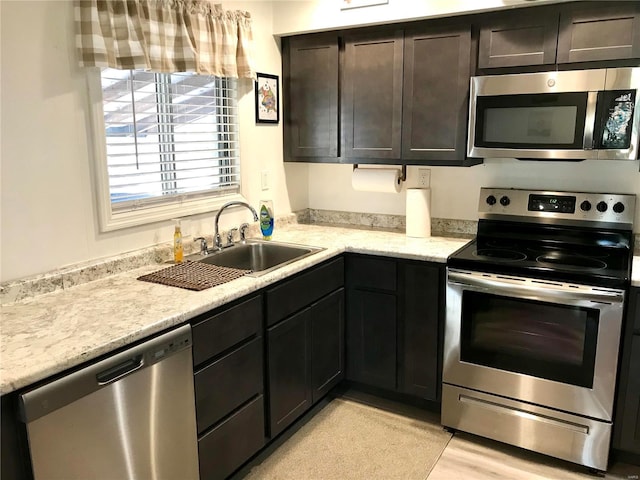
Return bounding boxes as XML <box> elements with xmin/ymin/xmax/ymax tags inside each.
<box><xmin>214</xmin><ymin>201</ymin><xmax>259</xmax><ymax>250</ymax></box>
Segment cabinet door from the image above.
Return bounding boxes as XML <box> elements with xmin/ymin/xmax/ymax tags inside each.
<box><xmin>402</xmin><ymin>26</ymin><xmax>471</xmax><ymax>162</ymax></box>
<box><xmin>617</xmin><ymin>335</ymin><xmax>640</xmax><ymax>455</ymax></box>
<box><xmin>267</xmin><ymin>308</ymin><xmax>312</xmax><ymax>438</ymax></box>
<box><xmin>343</xmin><ymin>31</ymin><xmax>403</xmax><ymax>160</ymax></box>
<box><xmin>399</xmin><ymin>262</ymin><xmax>441</xmax><ymax>401</ymax></box>
<box><xmin>478</xmin><ymin>11</ymin><xmax>559</xmax><ymax>68</ymax></box>
<box><xmin>346</xmin><ymin>288</ymin><xmax>397</xmax><ymax>390</ymax></box>
<box><xmin>311</xmin><ymin>288</ymin><xmax>345</xmax><ymax>403</ymax></box>
<box><xmin>285</xmin><ymin>34</ymin><xmax>339</xmax><ymax>160</ymax></box>
<box><xmin>558</xmin><ymin>2</ymin><xmax>640</xmax><ymax>63</ymax></box>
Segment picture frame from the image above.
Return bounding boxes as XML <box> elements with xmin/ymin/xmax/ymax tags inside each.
<box><xmin>340</xmin><ymin>0</ymin><xmax>388</xmax><ymax>10</ymax></box>
<box><xmin>255</xmin><ymin>73</ymin><xmax>279</xmax><ymax>124</ymax></box>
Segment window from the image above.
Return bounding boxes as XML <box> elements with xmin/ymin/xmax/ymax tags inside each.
<box><xmin>90</xmin><ymin>68</ymin><xmax>244</xmax><ymax>231</ymax></box>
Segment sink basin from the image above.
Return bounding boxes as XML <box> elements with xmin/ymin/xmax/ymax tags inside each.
<box><xmin>188</xmin><ymin>239</ymin><xmax>324</xmax><ymax>276</ymax></box>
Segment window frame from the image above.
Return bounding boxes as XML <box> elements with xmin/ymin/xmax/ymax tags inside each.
<box><xmin>86</xmin><ymin>68</ymin><xmax>247</xmax><ymax>232</ymax></box>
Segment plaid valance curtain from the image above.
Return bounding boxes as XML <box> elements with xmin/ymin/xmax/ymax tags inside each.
<box><xmin>74</xmin><ymin>0</ymin><xmax>254</xmax><ymax>78</ymax></box>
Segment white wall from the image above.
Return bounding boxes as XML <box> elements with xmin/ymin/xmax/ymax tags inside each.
<box><xmin>271</xmin><ymin>0</ymin><xmax>572</xmax><ymax>36</ymax></box>
<box><xmin>307</xmin><ymin>162</ymin><xmax>640</xmax><ymax>226</ymax></box>
<box><xmin>0</xmin><ymin>1</ymin><xmax>307</xmax><ymax>282</ymax></box>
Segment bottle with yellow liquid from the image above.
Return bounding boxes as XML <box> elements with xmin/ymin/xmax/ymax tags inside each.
<box><xmin>173</xmin><ymin>219</ymin><xmax>184</xmax><ymax>263</ymax></box>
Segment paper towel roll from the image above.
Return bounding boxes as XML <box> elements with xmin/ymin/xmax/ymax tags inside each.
<box><xmin>351</xmin><ymin>168</ymin><xmax>402</xmax><ymax>193</ymax></box>
<box><xmin>406</xmin><ymin>188</ymin><xmax>431</xmax><ymax>238</ymax></box>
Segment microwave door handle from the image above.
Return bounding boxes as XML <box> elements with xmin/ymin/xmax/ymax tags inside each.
<box><xmin>583</xmin><ymin>91</ymin><xmax>599</xmax><ymax>150</ymax></box>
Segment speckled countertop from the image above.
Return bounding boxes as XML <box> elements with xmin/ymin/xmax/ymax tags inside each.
<box><xmin>0</xmin><ymin>224</ymin><xmax>469</xmax><ymax>396</ymax></box>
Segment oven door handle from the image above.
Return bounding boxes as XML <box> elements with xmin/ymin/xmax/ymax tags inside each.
<box><xmin>447</xmin><ymin>270</ymin><xmax>624</xmax><ymax>304</ymax></box>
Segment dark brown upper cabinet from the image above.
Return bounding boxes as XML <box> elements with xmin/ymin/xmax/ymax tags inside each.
<box><xmin>477</xmin><ymin>9</ymin><xmax>559</xmax><ymax>69</ymax></box>
<box><xmin>557</xmin><ymin>2</ymin><xmax>640</xmax><ymax>64</ymax></box>
<box><xmin>402</xmin><ymin>25</ymin><xmax>472</xmax><ymax>163</ymax></box>
<box><xmin>342</xmin><ymin>30</ymin><xmax>404</xmax><ymax>161</ymax></box>
<box><xmin>478</xmin><ymin>2</ymin><xmax>640</xmax><ymax>71</ymax></box>
<box><xmin>283</xmin><ymin>34</ymin><xmax>339</xmax><ymax>161</ymax></box>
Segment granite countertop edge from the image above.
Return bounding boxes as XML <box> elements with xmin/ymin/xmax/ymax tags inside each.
<box><xmin>0</xmin><ymin>225</ymin><xmax>470</xmax><ymax>396</ymax></box>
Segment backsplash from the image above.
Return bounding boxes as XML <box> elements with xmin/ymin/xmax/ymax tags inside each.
<box><xmin>2</xmin><ymin>210</ymin><xmax>637</xmax><ymax>304</ymax></box>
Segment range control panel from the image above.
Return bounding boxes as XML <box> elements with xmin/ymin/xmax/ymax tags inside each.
<box><xmin>479</xmin><ymin>188</ymin><xmax>636</xmax><ymax>227</ymax></box>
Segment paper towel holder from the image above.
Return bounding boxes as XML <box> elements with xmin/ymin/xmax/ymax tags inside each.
<box><xmin>353</xmin><ymin>164</ymin><xmax>406</xmax><ymax>183</ymax></box>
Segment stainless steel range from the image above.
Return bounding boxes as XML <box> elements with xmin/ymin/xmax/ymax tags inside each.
<box><xmin>442</xmin><ymin>187</ymin><xmax>636</xmax><ymax>473</ymax></box>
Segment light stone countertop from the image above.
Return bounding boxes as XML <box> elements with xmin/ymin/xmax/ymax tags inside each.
<box><xmin>0</xmin><ymin>224</ymin><xmax>469</xmax><ymax>396</ymax></box>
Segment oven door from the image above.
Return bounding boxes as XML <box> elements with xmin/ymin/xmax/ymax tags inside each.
<box><xmin>443</xmin><ymin>268</ymin><xmax>625</xmax><ymax>421</ymax></box>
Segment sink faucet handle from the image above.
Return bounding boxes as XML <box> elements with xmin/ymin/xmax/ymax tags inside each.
<box><xmin>239</xmin><ymin>223</ymin><xmax>250</xmax><ymax>242</ymax></box>
<box><xmin>193</xmin><ymin>237</ymin><xmax>209</xmax><ymax>255</ymax></box>
<box><xmin>227</xmin><ymin>228</ymin><xmax>239</xmax><ymax>245</ymax></box>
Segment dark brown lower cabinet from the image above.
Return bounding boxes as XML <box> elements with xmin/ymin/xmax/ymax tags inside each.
<box><xmin>267</xmin><ymin>288</ymin><xmax>346</xmax><ymax>438</ymax></box>
<box><xmin>198</xmin><ymin>395</ymin><xmax>265</xmax><ymax>480</ymax></box>
<box><xmin>311</xmin><ymin>289</ymin><xmax>345</xmax><ymax>402</ymax></box>
<box><xmin>191</xmin><ymin>296</ymin><xmax>265</xmax><ymax>479</ymax></box>
<box><xmin>614</xmin><ymin>288</ymin><xmax>640</xmax><ymax>462</ymax></box>
<box><xmin>346</xmin><ymin>254</ymin><xmax>442</xmax><ymax>402</ymax></box>
<box><xmin>399</xmin><ymin>262</ymin><xmax>441</xmax><ymax>400</ymax></box>
<box><xmin>346</xmin><ymin>288</ymin><xmax>397</xmax><ymax>390</ymax></box>
<box><xmin>267</xmin><ymin>307</ymin><xmax>313</xmax><ymax>438</ymax></box>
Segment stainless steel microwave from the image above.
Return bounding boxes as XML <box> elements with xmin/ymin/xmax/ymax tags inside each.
<box><xmin>467</xmin><ymin>68</ymin><xmax>640</xmax><ymax>161</ymax></box>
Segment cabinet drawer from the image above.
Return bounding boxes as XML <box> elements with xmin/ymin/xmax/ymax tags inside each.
<box><xmin>195</xmin><ymin>336</ymin><xmax>263</xmax><ymax>433</ymax></box>
<box><xmin>198</xmin><ymin>395</ymin><xmax>265</xmax><ymax>480</ymax></box>
<box><xmin>346</xmin><ymin>255</ymin><xmax>396</xmax><ymax>291</ymax></box>
<box><xmin>266</xmin><ymin>257</ymin><xmax>344</xmax><ymax>326</ymax></box>
<box><xmin>192</xmin><ymin>295</ymin><xmax>262</xmax><ymax>366</ymax></box>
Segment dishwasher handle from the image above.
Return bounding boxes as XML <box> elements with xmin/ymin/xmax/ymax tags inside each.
<box><xmin>96</xmin><ymin>354</ymin><xmax>144</xmax><ymax>385</ymax></box>
<box><xmin>20</xmin><ymin>324</ymin><xmax>192</xmax><ymax>424</ymax></box>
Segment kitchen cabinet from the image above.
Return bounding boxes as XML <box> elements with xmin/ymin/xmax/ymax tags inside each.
<box><xmin>342</xmin><ymin>30</ymin><xmax>404</xmax><ymax>161</ymax></box>
<box><xmin>398</xmin><ymin>262</ymin><xmax>441</xmax><ymax>400</ymax></box>
<box><xmin>614</xmin><ymin>287</ymin><xmax>640</xmax><ymax>462</ymax></box>
<box><xmin>283</xmin><ymin>22</ymin><xmax>478</xmax><ymax>166</ymax></box>
<box><xmin>283</xmin><ymin>34</ymin><xmax>339</xmax><ymax>161</ymax></box>
<box><xmin>346</xmin><ymin>255</ymin><xmax>397</xmax><ymax>390</ymax></box>
<box><xmin>191</xmin><ymin>295</ymin><xmax>265</xmax><ymax>480</ymax></box>
<box><xmin>478</xmin><ymin>2</ymin><xmax>640</xmax><ymax>71</ymax></box>
<box><xmin>345</xmin><ymin>254</ymin><xmax>443</xmax><ymax>401</ymax></box>
<box><xmin>402</xmin><ymin>25</ymin><xmax>472</xmax><ymax>163</ymax></box>
<box><xmin>266</xmin><ymin>258</ymin><xmax>345</xmax><ymax>438</ymax></box>
<box><xmin>477</xmin><ymin>8</ymin><xmax>559</xmax><ymax>69</ymax></box>
<box><xmin>557</xmin><ymin>2</ymin><xmax>640</xmax><ymax>64</ymax></box>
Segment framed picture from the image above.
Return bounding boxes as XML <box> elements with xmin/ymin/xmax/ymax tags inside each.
<box><xmin>255</xmin><ymin>73</ymin><xmax>279</xmax><ymax>124</ymax></box>
<box><xmin>341</xmin><ymin>0</ymin><xmax>388</xmax><ymax>10</ymax></box>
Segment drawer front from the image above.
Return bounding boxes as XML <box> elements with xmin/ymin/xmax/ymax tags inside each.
<box><xmin>346</xmin><ymin>255</ymin><xmax>396</xmax><ymax>291</ymax></box>
<box><xmin>192</xmin><ymin>295</ymin><xmax>262</xmax><ymax>366</ymax></box>
<box><xmin>266</xmin><ymin>257</ymin><xmax>344</xmax><ymax>326</ymax></box>
<box><xmin>195</xmin><ymin>337</ymin><xmax>263</xmax><ymax>433</ymax></box>
<box><xmin>198</xmin><ymin>395</ymin><xmax>265</xmax><ymax>480</ymax></box>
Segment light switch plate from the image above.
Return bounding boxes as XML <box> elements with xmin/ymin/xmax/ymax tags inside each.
<box><xmin>261</xmin><ymin>170</ymin><xmax>269</xmax><ymax>190</ymax></box>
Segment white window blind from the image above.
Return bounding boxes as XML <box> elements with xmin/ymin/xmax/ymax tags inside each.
<box><xmin>100</xmin><ymin>68</ymin><xmax>240</xmax><ymax>213</ymax></box>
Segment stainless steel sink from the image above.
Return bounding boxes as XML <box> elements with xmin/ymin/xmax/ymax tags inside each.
<box><xmin>188</xmin><ymin>239</ymin><xmax>324</xmax><ymax>276</ymax></box>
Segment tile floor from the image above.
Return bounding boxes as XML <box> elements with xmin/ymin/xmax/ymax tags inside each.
<box><xmin>237</xmin><ymin>390</ymin><xmax>640</xmax><ymax>480</ymax></box>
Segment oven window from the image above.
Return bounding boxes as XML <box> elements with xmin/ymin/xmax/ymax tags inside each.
<box><xmin>460</xmin><ymin>291</ymin><xmax>598</xmax><ymax>388</ymax></box>
<box><xmin>475</xmin><ymin>92</ymin><xmax>588</xmax><ymax>149</ymax></box>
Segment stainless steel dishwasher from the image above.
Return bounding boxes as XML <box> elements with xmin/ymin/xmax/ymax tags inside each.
<box><xmin>19</xmin><ymin>324</ymin><xmax>200</xmax><ymax>480</ymax></box>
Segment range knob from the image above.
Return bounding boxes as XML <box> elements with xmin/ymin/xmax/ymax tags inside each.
<box><xmin>500</xmin><ymin>196</ymin><xmax>510</xmax><ymax>207</ymax></box>
<box><xmin>613</xmin><ymin>202</ymin><xmax>625</xmax><ymax>214</ymax></box>
<box><xmin>596</xmin><ymin>201</ymin><xmax>608</xmax><ymax>213</ymax></box>
<box><xmin>486</xmin><ymin>195</ymin><xmax>497</xmax><ymax>206</ymax></box>
<box><xmin>580</xmin><ymin>200</ymin><xmax>592</xmax><ymax>212</ymax></box>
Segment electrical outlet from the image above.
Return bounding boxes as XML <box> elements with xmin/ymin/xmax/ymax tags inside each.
<box><xmin>418</xmin><ymin>168</ymin><xmax>431</xmax><ymax>188</ymax></box>
<box><xmin>261</xmin><ymin>170</ymin><xmax>269</xmax><ymax>191</ymax></box>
